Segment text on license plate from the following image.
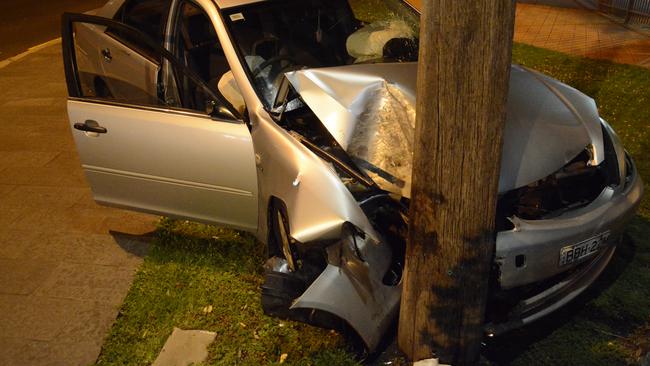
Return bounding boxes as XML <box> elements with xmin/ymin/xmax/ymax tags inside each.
<box><xmin>559</xmin><ymin>231</ymin><xmax>610</xmax><ymax>266</ymax></box>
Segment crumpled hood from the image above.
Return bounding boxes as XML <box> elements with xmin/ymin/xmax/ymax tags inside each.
<box><xmin>285</xmin><ymin>63</ymin><xmax>604</xmax><ymax>196</ymax></box>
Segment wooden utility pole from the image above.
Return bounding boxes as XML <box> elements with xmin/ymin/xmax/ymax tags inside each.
<box><xmin>398</xmin><ymin>1</ymin><xmax>516</xmax><ymax>365</ymax></box>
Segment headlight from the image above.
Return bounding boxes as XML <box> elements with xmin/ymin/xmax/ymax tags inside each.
<box><xmin>600</xmin><ymin>118</ymin><xmax>626</xmax><ymax>185</ymax></box>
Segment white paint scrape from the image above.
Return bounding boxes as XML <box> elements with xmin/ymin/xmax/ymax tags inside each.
<box><xmin>0</xmin><ymin>38</ymin><xmax>62</xmax><ymax>70</ymax></box>
<box><xmin>153</xmin><ymin>328</ymin><xmax>217</xmax><ymax>366</ymax></box>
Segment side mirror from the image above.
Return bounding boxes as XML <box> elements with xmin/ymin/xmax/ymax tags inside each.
<box><xmin>206</xmin><ymin>100</ymin><xmax>239</xmax><ymax>120</ymax></box>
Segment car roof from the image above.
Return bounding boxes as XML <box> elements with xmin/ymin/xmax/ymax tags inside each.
<box><xmin>98</xmin><ymin>0</ymin><xmax>264</xmax><ymax>18</ymax></box>
<box><xmin>215</xmin><ymin>0</ymin><xmax>264</xmax><ymax>9</ymax></box>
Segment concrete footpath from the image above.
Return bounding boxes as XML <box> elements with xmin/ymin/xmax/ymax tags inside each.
<box><xmin>0</xmin><ymin>43</ymin><xmax>155</xmax><ymax>365</ymax></box>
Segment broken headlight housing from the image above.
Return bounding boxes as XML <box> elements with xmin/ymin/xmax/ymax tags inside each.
<box><xmin>497</xmin><ymin>120</ymin><xmax>622</xmax><ymax>224</ymax></box>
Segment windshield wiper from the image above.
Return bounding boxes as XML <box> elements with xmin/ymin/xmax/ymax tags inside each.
<box><xmin>350</xmin><ymin>157</ymin><xmax>406</xmax><ymax>188</ymax></box>
<box><xmin>289</xmin><ymin>131</ymin><xmax>376</xmax><ymax>188</ymax></box>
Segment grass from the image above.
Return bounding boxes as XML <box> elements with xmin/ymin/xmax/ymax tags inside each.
<box><xmin>96</xmin><ymin>44</ymin><xmax>650</xmax><ymax>365</ymax></box>
<box><xmin>97</xmin><ymin>219</ymin><xmax>356</xmax><ymax>365</ymax></box>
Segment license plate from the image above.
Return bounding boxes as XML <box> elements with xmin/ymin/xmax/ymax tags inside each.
<box><xmin>559</xmin><ymin>231</ymin><xmax>610</xmax><ymax>266</ymax></box>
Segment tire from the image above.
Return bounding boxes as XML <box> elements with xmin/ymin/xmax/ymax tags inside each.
<box><xmin>269</xmin><ymin>200</ymin><xmax>298</xmax><ymax>272</ymax></box>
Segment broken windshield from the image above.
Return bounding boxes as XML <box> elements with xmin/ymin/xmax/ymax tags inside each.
<box><xmin>222</xmin><ymin>0</ymin><xmax>419</xmax><ymax>109</ymax></box>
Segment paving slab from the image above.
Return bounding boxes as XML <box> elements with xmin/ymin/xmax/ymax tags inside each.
<box><xmin>0</xmin><ymin>206</ymin><xmax>31</xmax><ymax>228</ymax></box>
<box><xmin>0</xmin><ymin>294</ymin><xmax>117</xmax><ymax>342</ymax></box>
<box><xmin>38</xmin><ymin>232</ymin><xmax>150</xmax><ymax>266</ymax></box>
<box><xmin>0</xmin><ymin>151</ymin><xmax>59</xmax><ymax>170</ymax></box>
<box><xmin>519</xmin><ymin>0</ymin><xmax>584</xmax><ymax>8</ymax></box>
<box><xmin>0</xmin><ymin>229</ymin><xmax>43</xmax><ymax>259</ymax></box>
<box><xmin>0</xmin><ymin>337</ymin><xmax>102</xmax><ymax>366</ymax></box>
<box><xmin>0</xmin><ymin>258</ymin><xmax>58</xmax><ymax>295</ymax></box>
<box><xmin>34</xmin><ymin>262</ymin><xmax>137</xmax><ymax>306</ymax></box>
<box><xmin>0</xmin><ymin>184</ymin><xmax>16</xmax><ymax>198</ymax></box>
<box><xmin>0</xmin><ymin>186</ymin><xmax>87</xmax><ymax>209</ymax></box>
<box><xmin>153</xmin><ymin>328</ymin><xmax>217</xmax><ymax>366</ymax></box>
<box><xmin>0</xmin><ymin>166</ymin><xmax>85</xmax><ymax>186</ymax></box>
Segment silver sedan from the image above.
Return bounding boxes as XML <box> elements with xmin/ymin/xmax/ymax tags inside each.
<box><xmin>61</xmin><ymin>0</ymin><xmax>643</xmax><ymax>351</ymax></box>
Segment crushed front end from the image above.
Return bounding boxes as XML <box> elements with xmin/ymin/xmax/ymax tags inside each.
<box><xmin>486</xmin><ymin>122</ymin><xmax>643</xmax><ymax>334</ymax></box>
<box><xmin>257</xmin><ymin>62</ymin><xmax>643</xmax><ymax>353</ymax></box>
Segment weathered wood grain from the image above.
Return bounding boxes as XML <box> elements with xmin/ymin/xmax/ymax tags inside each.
<box><xmin>398</xmin><ymin>1</ymin><xmax>516</xmax><ymax>364</ymax></box>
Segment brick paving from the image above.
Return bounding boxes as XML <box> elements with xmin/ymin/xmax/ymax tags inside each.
<box><xmin>0</xmin><ymin>43</ymin><xmax>156</xmax><ymax>365</ymax></box>
<box><xmin>518</xmin><ymin>0</ymin><xmax>584</xmax><ymax>8</ymax></box>
<box><xmin>516</xmin><ymin>2</ymin><xmax>650</xmax><ymax>68</ymax></box>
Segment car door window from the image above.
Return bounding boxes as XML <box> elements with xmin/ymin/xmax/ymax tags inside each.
<box><xmin>106</xmin><ymin>0</ymin><xmax>171</xmax><ymax>60</ymax></box>
<box><xmin>113</xmin><ymin>0</ymin><xmax>171</xmax><ymax>45</ymax></box>
<box><xmin>172</xmin><ymin>1</ymin><xmax>244</xmax><ymax>113</ymax></box>
<box><xmin>65</xmin><ymin>14</ymin><xmax>239</xmax><ymax>120</ymax></box>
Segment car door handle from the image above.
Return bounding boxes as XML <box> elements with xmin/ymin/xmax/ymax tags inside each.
<box><xmin>74</xmin><ymin>120</ymin><xmax>107</xmax><ymax>134</ymax></box>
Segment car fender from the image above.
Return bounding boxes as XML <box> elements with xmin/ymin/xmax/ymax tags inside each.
<box><xmin>291</xmin><ymin>236</ymin><xmax>401</xmax><ymax>351</ymax></box>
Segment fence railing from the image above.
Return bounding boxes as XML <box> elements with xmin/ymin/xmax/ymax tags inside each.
<box><xmin>598</xmin><ymin>0</ymin><xmax>650</xmax><ymax>25</ymax></box>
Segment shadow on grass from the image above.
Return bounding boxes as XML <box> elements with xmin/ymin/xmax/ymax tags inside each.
<box><xmin>145</xmin><ymin>219</ymin><xmax>266</xmax><ymax>274</ymax></box>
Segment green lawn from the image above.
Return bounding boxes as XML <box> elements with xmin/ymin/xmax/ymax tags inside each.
<box><xmin>96</xmin><ymin>219</ymin><xmax>356</xmax><ymax>366</ymax></box>
<box><xmin>96</xmin><ymin>44</ymin><xmax>650</xmax><ymax>365</ymax></box>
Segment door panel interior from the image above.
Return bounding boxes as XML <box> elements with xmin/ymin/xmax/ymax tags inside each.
<box><xmin>75</xmin><ymin>22</ymin><xmax>160</xmax><ymax>104</ymax></box>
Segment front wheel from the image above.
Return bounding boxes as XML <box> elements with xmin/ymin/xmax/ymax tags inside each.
<box><xmin>269</xmin><ymin>201</ymin><xmax>298</xmax><ymax>272</ymax></box>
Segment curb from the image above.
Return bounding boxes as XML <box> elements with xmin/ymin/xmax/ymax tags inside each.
<box><xmin>0</xmin><ymin>38</ymin><xmax>61</xmax><ymax>70</ymax></box>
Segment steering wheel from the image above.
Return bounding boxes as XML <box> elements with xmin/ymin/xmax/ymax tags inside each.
<box><xmin>251</xmin><ymin>36</ymin><xmax>281</xmax><ymax>56</ymax></box>
<box><xmin>251</xmin><ymin>55</ymin><xmax>298</xmax><ymax>77</ymax></box>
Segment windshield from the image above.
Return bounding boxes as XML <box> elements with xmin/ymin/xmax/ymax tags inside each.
<box><xmin>222</xmin><ymin>0</ymin><xmax>419</xmax><ymax>109</ymax></box>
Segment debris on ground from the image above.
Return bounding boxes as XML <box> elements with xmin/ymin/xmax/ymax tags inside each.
<box><xmin>152</xmin><ymin>328</ymin><xmax>217</xmax><ymax>366</ymax></box>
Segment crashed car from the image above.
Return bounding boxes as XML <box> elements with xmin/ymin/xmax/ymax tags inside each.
<box><xmin>61</xmin><ymin>0</ymin><xmax>643</xmax><ymax>351</ymax></box>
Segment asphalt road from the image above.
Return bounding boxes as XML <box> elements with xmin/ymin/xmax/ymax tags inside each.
<box><xmin>0</xmin><ymin>0</ymin><xmax>107</xmax><ymax>61</ymax></box>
